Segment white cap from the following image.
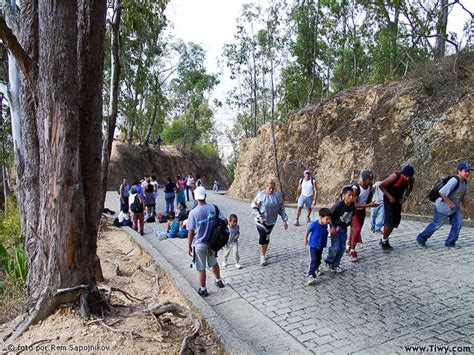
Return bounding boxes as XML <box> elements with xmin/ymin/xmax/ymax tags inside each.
<box><xmin>194</xmin><ymin>186</ymin><xmax>206</xmax><ymax>200</ymax></box>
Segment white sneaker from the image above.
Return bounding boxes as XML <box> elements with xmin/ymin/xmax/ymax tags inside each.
<box><xmin>334</xmin><ymin>266</ymin><xmax>345</xmax><ymax>273</ymax></box>
<box><xmin>260</xmin><ymin>256</ymin><xmax>268</xmax><ymax>266</ymax></box>
<box><xmin>235</xmin><ymin>263</ymin><xmax>241</xmax><ymax>269</ymax></box>
<box><xmin>307</xmin><ymin>276</ymin><xmax>316</xmax><ymax>286</ymax></box>
<box><xmin>222</xmin><ymin>261</ymin><xmax>227</xmax><ymax>267</ymax></box>
<box><xmin>316</xmin><ymin>268</ymin><xmax>324</xmax><ymax>277</ymax></box>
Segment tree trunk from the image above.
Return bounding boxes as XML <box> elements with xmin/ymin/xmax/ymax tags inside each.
<box><xmin>434</xmin><ymin>0</ymin><xmax>449</xmax><ymax>58</ymax></box>
<box><xmin>143</xmin><ymin>79</ymin><xmax>159</xmax><ymax>146</ymax></box>
<box><xmin>6</xmin><ymin>0</ymin><xmax>107</xmax><ymax>341</ymax></box>
<box><xmin>100</xmin><ymin>0</ymin><xmax>122</xmax><ymax>213</ymax></box>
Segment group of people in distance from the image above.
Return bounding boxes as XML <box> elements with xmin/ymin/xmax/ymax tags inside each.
<box><xmin>186</xmin><ymin>161</ymin><xmax>470</xmax><ymax>296</ymax></box>
<box><xmin>117</xmin><ymin>174</ymin><xmax>210</xmax><ymax>235</ymax></box>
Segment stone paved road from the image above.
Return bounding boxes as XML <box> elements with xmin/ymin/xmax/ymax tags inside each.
<box><xmin>107</xmin><ymin>191</ymin><xmax>474</xmax><ymax>354</ymax></box>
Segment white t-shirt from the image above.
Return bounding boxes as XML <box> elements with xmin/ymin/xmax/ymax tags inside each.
<box><xmin>300</xmin><ymin>178</ymin><xmax>315</xmax><ymax>197</ymax></box>
<box><xmin>150</xmin><ymin>181</ymin><xmax>159</xmax><ymax>191</ymax></box>
<box><xmin>356</xmin><ymin>184</ymin><xmax>371</xmax><ymax>210</ymax></box>
<box><xmin>372</xmin><ymin>182</ymin><xmax>384</xmax><ymax>203</ymax></box>
<box><xmin>186</xmin><ymin>177</ymin><xmax>195</xmax><ymax>187</ymax></box>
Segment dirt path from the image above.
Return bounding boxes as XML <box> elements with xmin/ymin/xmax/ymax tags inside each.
<box><xmin>1</xmin><ymin>227</ymin><xmax>223</xmax><ymax>354</ymax></box>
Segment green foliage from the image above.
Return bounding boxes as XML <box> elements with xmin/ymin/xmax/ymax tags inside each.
<box><xmin>226</xmin><ymin>156</ymin><xmax>237</xmax><ymax>183</ymax></box>
<box><xmin>0</xmin><ymin>195</ymin><xmax>26</xmax><ymax>296</ymax></box>
<box><xmin>194</xmin><ymin>144</ymin><xmax>220</xmax><ymax>158</ymax></box>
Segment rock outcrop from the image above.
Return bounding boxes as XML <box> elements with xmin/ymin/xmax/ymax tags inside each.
<box><xmin>229</xmin><ymin>52</ymin><xmax>474</xmax><ymax>218</ymax></box>
<box><xmin>108</xmin><ymin>142</ymin><xmax>229</xmax><ymax>190</ymax></box>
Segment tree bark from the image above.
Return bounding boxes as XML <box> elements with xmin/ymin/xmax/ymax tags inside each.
<box><xmin>434</xmin><ymin>0</ymin><xmax>449</xmax><ymax>58</ymax></box>
<box><xmin>100</xmin><ymin>0</ymin><xmax>122</xmax><ymax>213</ymax></box>
<box><xmin>143</xmin><ymin>78</ymin><xmax>159</xmax><ymax>146</ymax></box>
<box><xmin>5</xmin><ymin>0</ymin><xmax>107</xmax><ymax>341</ymax></box>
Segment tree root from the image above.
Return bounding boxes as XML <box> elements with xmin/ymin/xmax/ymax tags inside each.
<box><xmin>143</xmin><ymin>300</ymin><xmax>202</xmax><ymax>355</ymax></box>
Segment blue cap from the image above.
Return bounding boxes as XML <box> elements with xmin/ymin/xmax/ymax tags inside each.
<box><xmin>457</xmin><ymin>162</ymin><xmax>471</xmax><ymax>171</ymax></box>
<box><xmin>401</xmin><ymin>165</ymin><xmax>415</xmax><ymax>176</ymax></box>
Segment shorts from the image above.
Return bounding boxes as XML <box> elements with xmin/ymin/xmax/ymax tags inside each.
<box><xmin>256</xmin><ymin>222</ymin><xmax>274</xmax><ymax>245</ymax></box>
<box><xmin>383</xmin><ymin>197</ymin><xmax>402</xmax><ymax>228</ymax></box>
<box><xmin>298</xmin><ymin>195</ymin><xmax>313</xmax><ymax>209</ymax></box>
<box><xmin>193</xmin><ymin>246</ymin><xmax>217</xmax><ymax>271</ymax></box>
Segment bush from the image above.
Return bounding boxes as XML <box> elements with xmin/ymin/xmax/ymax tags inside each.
<box><xmin>194</xmin><ymin>144</ymin><xmax>220</xmax><ymax>158</ymax></box>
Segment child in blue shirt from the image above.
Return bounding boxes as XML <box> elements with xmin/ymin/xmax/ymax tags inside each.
<box><xmin>304</xmin><ymin>208</ymin><xmax>332</xmax><ymax>286</ymax></box>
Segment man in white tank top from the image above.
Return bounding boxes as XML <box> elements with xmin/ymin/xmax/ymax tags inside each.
<box><xmin>347</xmin><ymin>170</ymin><xmax>379</xmax><ymax>261</ymax></box>
<box><xmin>294</xmin><ymin>169</ymin><xmax>318</xmax><ymax>226</ymax></box>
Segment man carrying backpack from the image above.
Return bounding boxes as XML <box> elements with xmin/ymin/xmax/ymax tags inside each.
<box><xmin>294</xmin><ymin>169</ymin><xmax>318</xmax><ymax>226</ymax></box>
<box><xmin>187</xmin><ymin>186</ymin><xmax>227</xmax><ymax>297</ymax></box>
<box><xmin>379</xmin><ymin>165</ymin><xmax>415</xmax><ymax>250</ymax></box>
<box><xmin>416</xmin><ymin>162</ymin><xmax>470</xmax><ymax>249</ymax></box>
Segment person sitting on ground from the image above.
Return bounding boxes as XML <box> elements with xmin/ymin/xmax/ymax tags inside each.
<box><xmin>324</xmin><ymin>186</ymin><xmax>355</xmax><ymax>273</ymax></box>
<box><xmin>175</xmin><ymin>201</ymin><xmax>187</xmax><ymax>221</ymax></box>
<box><xmin>155</xmin><ymin>211</ymin><xmax>180</xmax><ymax>240</ymax></box>
<box><xmin>304</xmin><ymin>208</ymin><xmax>332</xmax><ymax>286</ymax></box>
<box><xmin>188</xmin><ymin>186</ymin><xmax>227</xmax><ymax>297</ymax></box>
<box><xmin>222</xmin><ymin>214</ymin><xmax>241</xmax><ymax>269</ymax></box>
<box><xmin>416</xmin><ymin>162</ymin><xmax>470</xmax><ymax>249</ymax></box>
<box><xmin>379</xmin><ymin>165</ymin><xmax>415</xmax><ymax>250</ymax></box>
<box><xmin>294</xmin><ymin>169</ymin><xmax>318</xmax><ymax>226</ymax></box>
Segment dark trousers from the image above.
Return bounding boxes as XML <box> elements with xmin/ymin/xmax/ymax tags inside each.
<box><xmin>308</xmin><ymin>247</ymin><xmax>323</xmax><ymax>277</ymax></box>
<box><xmin>186</xmin><ymin>186</ymin><xmax>194</xmax><ymax>201</ymax></box>
<box><xmin>120</xmin><ymin>196</ymin><xmax>129</xmax><ymax>213</ymax></box>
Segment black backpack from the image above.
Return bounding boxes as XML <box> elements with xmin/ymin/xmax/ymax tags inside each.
<box><xmin>428</xmin><ymin>176</ymin><xmax>460</xmax><ymax>202</ymax></box>
<box><xmin>208</xmin><ymin>205</ymin><xmax>229</xmax><ymax>255</ymax></box>
<box><xmin>130</xmin><ymin>195</ymin><xmax>143</xmax><ymax>213</ymax></box>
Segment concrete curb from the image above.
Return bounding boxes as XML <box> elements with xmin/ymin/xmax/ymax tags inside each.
<box><xmin>216</xmin><ymin>191</ymin><xmax>474</xmax><ymax>227</ymax></box>
<box><xmin>121</xmin><ymin>226</ymin><xmax>255</xmax><ymax>354</ymax></box>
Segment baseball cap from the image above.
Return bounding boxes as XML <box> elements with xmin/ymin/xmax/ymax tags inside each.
<box><xmin>194</xmin><ymin>186</ymin><xmax>206</xmax><ymax>200</ymax></box>
<box><xmin>401</xmin><ymin>165</ymin><xmax>415</xmax><ymax>177</ymax></box>
<box><xmin>457</xmin><ymin>162</ymin><xmax>471</xmax><ymax>171</ymax></box>
<box><xmin>303</xmin><ymin>169</ymin><xmax>311</xmax><ymax>174</ymax></box>
<box><xmin>361</xmin><ymin>170</ymin><xmax>374</xmax><ymax>181</ymax></box>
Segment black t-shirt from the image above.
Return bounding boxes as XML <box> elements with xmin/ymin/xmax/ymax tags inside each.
<box><xmin>164</xmin><ymin>182</ymin><xmax>176</xmax><ymax>193</ymax></box>
<box><xmin>330</xmin><ymin>200</ymin><xmax>355</xmax><ymax>230</ymax></box>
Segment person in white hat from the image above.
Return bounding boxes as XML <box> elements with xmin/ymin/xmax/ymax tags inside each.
<box><xmin>294</xmin><ymin>169</ymin><xmax>318</xmax><ymax>226</ymax></box>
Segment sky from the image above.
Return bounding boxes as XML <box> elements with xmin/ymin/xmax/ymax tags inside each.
<box><xmin>165</xmin><ymin>0</ymin><xmax>473</xmax><ymax>160</ymax></box>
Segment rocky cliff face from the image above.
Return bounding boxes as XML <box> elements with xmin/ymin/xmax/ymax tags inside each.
<box><xmin>229</xmin><ymin>53</ymin><xmax>474</xmax><ymax>218</ymax></box>
<box><xmin>108</xmin><ymin>142</ymin><xmax>229</xmax><ymax>190</ymax></box>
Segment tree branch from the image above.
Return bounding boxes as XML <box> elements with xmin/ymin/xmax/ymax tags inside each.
<box><xmin>0</xmin><ymin>16</ymin><xmax>35</xmax><ymax>88</ymax></box>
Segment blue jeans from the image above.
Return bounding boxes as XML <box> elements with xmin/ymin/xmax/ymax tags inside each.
<box><xmin>370</xmin><ymin>204</ymin><xmax>384</xmax><ymax>231</ymax></box>
<box><xmin>324</xmin><ymin>228</ymin><xmax>347</xmax><ymax>268</ymax></box>
<box><xmin>308</xmin><ymin>247</ymin><xmax>323</xmax><ymax>277</ymax></box>
<box><xmin>416</xmin><ymin>208</ymin><xmax>463</xmax><ymax>246</ymax></box>
<box><xmin>164</xmin><ymin>192</ymin><xmax>175</xmax><ymax>214</ymax></box>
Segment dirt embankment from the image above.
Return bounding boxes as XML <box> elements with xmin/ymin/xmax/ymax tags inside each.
<box><xmin>229</xmin><ymin>52</ymin><xmax>474</xmax><ymax>218</ymax></box>
<box><xmin>108</xmin><ymin>142</ymin><xmax>229</xmax><ymax>190</ymax></box>
<box><xmin>1</xmin><ymin>228</ymin><xmax>224</xmax><ymax>354</ymax></box>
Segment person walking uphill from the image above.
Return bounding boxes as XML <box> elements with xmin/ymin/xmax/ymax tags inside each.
<box><xmin>251</xmin><ymin>179</ymin><xmax>288</xmax><ymax>266</ymax></box>
<box><xmin>294</xmin><ymin>169</ymin><xmax>318</xmax><ymax>226</ymax></box>
<box><xmin>416</xmin><ymin>162</ymin><xmax>470</xmax><ymax>249</ymax></box>
<box><xmin>347</xmin><ymin>170</ymin><xmax>379</xmax><ymax>262</ymax></box>
<box><xmin>324</xmin><ymin>186</ymin><xmax>355</xmax><ymax>273</ymax></box>
<box><xmin>187</xmin><ymin>186</ymin><xmax>227</xmax><ymax>297</ymax></box>
<box><xmin>379</xmin><ymin>165</ymin><xmax>415</xmax><ymax>250</ymax></box>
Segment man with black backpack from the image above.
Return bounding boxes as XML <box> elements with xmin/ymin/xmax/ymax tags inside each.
<box><xmin>416</xmin><ymin>162</ymin><xmax>470</xmax><ymax>249</ymax></box>
<box><xmin>187</xmin><ymin>186</ymin><xmax>228</xmax><ymax>297</ymax></box>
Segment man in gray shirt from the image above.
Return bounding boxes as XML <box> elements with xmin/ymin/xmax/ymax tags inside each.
<box><xmin>416</xmin><ymin>162</ymin><xmax>470</xmax><ymax>248</ymax></box>
<box><xmin>188</xmin><ymin>186</ymin><xmax>227</xmax><ymax>297</ymax></box>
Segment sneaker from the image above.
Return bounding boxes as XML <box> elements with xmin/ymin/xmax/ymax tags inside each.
<box><xmin>214</xmin><ymin>279</ymin><xmax>225</xmax><ymax>288</ymax></box>
<box><xmin>345</xmin><ymin>246</ymin><xmax>351</xmax><ymax>254</ymax></box>
<box><xmin>324</xmin><ymin>262</ymin><xmax>333</xmax><ymax>272</ymax></box>
<box><xmin>197</xmin><ymin>288</ymin><xmax>209</xmax><ymax>297</ymax></box>
<box><xmin>306</xmin><ymin>216</ymin><xmax>311</xmax><ymax>223</ymax></box>
<box><xmin>222</xmin><ymin>261</ymin><xmax>227</xmax><ymax>267</ymax></box>
<box><xmin>260</xmin><ymin>256</ymin><xmax>268</xmax><ymax>266</ymax></box>
<box><xmin>380</xmin><ymin>239</ymin><xmax>393</xmax><ymax>250</ymax></box>
<box><xmin>416</xmin><ymin>241</ymin><xmax>427</xmax><ymax>249</ymax></box>
<box><xmin>349</xmin><ymin>249</ymin><xmax>358</xmax><ymax>262</ymax></box>
<box><xmin>333</xmin><ymin>266</ymin><xmax>345</xmax><ymax>273</ymax></box>
<box><xmin>294</xmin><ymin>219</ymin><xmax>300</xmax><ymax>226</ymax></box>
<box><xmin>307</xmin><ymin>276</ymin><xmax>317</xmax><ymax>286</ymax></box>
<box><xmin>316</xmin><ymin>268</ymin><xmax>324</xmax><ymax>277</ymax></box>
<box><xmin>328</xmin><ymin>264</ymin><xmax>337</xmax><ymax>272</ymax></box>
<box><xmin>235</xmin><ymin>263</ymin><xmax>242</xmax><ymax>269</ymax></box>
